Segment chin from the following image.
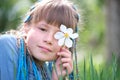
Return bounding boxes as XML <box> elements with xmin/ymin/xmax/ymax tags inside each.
<box><xmin>34</xmin><ymin>55</ymin><xmax>57</xmax><ymax>61</ymax></box>
<box><xmin>45</xmin><ymin>58</ymin><xmax>56</xmax><ymax>61</ymax></box>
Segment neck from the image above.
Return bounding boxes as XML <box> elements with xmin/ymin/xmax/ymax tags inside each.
<box><xmin>33</xmin><ymin>57</ymin><xmax>45</xmax><ymax>67</ymax></box>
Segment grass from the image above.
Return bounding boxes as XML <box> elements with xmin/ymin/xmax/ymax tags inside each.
<box><xmin>73</xmin><ymin>54</ymin><xmax>120</xmax><ymax>80</ymax></box>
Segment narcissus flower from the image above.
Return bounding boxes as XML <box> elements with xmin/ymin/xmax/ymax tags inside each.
<box><xmin>54</xmin><ymin>24</ymin><xmax>78</xmax><ymax>48</ymax></box>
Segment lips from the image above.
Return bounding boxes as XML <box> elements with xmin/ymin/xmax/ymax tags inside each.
<box><xmin>38</xmin><ymin>46</ymin><xmax>52</xmax><ymax>53</ymax></box>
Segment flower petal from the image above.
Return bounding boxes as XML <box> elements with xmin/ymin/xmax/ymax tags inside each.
<box><xmin>70</xmin><ymin>33</ymin><xmax>78</xmax><ymax>39</ymax></box>
<box><xmin>54</xmin><ymin>32</ymin><xmax>64</xmax><ymax>39</ymax></box>
<box><xmin>67</xmin><ymin>28</ymin><xmax>73</xmax><ymax>35</ymax></box>
<box><xmin>65</xmin><ymin>38</ymin><xmax>73</xmax><ymax>48</ymax></box>
<box><xmin>60</xmin><ymin>24</ymin><xmax>67</xmax><ymax>33</ymax></box>
<box><xmin>58</xmin><ymin>38</ymin><xmax>65</xmax><ymax>46</ymax></box>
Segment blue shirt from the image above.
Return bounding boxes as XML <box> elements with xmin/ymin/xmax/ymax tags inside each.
<box><xmin>0</xmin><ymin>34</ymin><xmax>19</xmax><ymax>80</ymax></box>
<box><xmin>0</xmin><ymin>34</ymin><xmax>51</xmax><ymax>80</ymax></box>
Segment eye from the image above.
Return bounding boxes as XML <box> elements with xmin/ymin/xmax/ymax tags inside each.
<box><xmin>39</xmin><ymin>27</ymin><xmax>47</xmax><ymax>32</ymax></box>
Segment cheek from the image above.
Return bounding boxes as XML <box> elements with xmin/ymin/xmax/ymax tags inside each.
<box><xmin>25</xmin><ymin>30</ymin><xmax>38</xmax><ymax>46</ymax></box>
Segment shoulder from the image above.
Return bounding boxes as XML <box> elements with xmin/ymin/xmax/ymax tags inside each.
<box><xmin>0</xmin><ymin>34</ymin><xmax>18</xmax><ymax>48</ymax></box>
<box><xmin>0</xmin><ymin>34</ymin><xmax>17</xmax><ymax>43</ymax></box>
<box><xmin>0</xmin><ymin>34</ymin><xmax>19</xmax><ymax>58</ymax></box>
<box><xmin>0</xmin><ymin>34</ymin><xmax>19</xmax><ymax>54</ymax></box>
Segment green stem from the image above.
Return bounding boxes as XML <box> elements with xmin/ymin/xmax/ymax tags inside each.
<box><xmin>59</xmin><ymin>56</ymin><xmax>63</xmax><ymax>80</ymax></box>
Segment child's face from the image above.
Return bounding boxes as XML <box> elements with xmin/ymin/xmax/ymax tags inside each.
<box><xmin>25</xmin><ymin>20</ymin><xmax>61</xmax><ymax>61</ymax></box>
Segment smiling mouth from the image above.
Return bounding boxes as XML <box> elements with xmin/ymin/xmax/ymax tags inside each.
<box><xmin>38</xmin><ymin>46</ymin><xmax>52</xmax><ymax>53</ymax></box>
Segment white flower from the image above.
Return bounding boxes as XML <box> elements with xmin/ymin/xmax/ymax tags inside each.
<box><xmin>54</xmin><ymin>24</ymin><xmax>78</xmax><ymax>48</ymax></box>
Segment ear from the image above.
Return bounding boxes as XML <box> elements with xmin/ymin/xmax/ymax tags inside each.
<box><xmin>23</xmin><ymin>23</ymin><xmax>31</xmax><ymax>34</ymax></box>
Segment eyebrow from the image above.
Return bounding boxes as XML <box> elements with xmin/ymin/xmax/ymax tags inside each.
<box><xmin>40</xmin><ymin>23</ymin><xmax>49</xmax><ymax>28</ymax></box>
<box><xmin>38</xmin><ymin>21</ymin><xmax>60</xmax><ymax>30</ymax></box>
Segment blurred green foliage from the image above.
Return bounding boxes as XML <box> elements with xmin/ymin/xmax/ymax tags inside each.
<box><xmin>0</xmin><ymin>0</ymin><xmax>33</xmax><ymax>32</ymax></box>
<box><xmin>71</xmin><ymin>0</ymin><xmax>106</xmax><ymax>57</ymax></box>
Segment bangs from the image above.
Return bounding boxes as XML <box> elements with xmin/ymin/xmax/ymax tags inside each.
<box><xmin>31</xmin><ymin>0</ymin><xmax>78</xmax><ymax>30</ymax></box>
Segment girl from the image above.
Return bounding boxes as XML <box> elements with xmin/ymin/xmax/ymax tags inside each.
<box><xmin>0</xmin><ymin>0</ymin><xmax>80</xmax><ymax>80</ymax></box>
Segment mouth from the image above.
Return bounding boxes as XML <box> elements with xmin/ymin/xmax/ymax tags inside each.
<box><xmin>38</xmin><ymin>46</ymin><xmax>52</xmax><ymax>53</ymax></box>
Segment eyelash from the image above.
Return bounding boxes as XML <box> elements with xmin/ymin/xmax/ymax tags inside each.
<box><xmin>39</xmin><ymin>28</ymin><xmax>47</xmax><ymax>32</ymax></box>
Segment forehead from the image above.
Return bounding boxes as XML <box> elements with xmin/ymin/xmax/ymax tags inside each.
<box><xmin>33</xmin><ymin>20</ymin><xmax>60</xmax><ymax>30</ymax></box>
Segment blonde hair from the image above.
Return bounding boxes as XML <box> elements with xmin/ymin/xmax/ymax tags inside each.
<box><xmin>25</xmin><ymin>0</ymin><xmax>79</xmax><ymax>31</ymax></box>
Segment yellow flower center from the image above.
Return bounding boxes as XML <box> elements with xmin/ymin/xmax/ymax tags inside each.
<box><xmin>64</xmin><ymin>33</ymin><xmax>69</xmax><ymax>38</ymax></box>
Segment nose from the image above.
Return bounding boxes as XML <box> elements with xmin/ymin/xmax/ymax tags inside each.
<box><xmin>44</xmin><ymin>33</ymin><xmax>54</xmax><ymax>45</ymax></box>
